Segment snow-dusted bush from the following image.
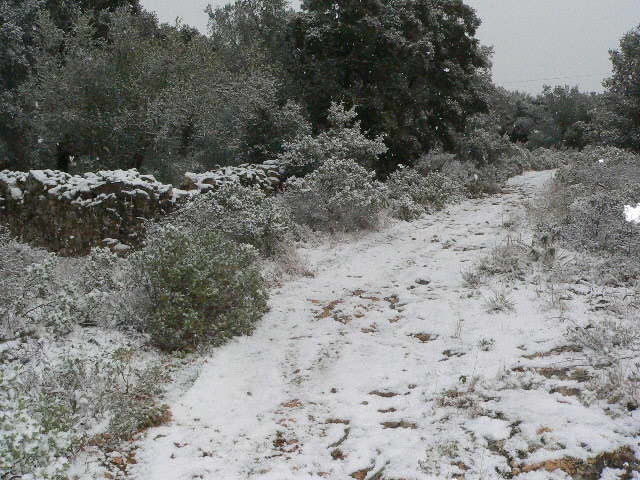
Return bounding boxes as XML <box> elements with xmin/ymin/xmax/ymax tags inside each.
<box><xmin>413</xmin><ymin>152</ymin><xmax>458</xmax><ymax>175</ymax></box>
<box><xmin>387</xmin><ymin>167</ymin><xmax>462</xmax><ymax>220</ymax></box>
<box><xmin>169</xmin><ymin>183</ymin><xmax>293</xmax><ymax>257</ymax></box>
<box><xmin>532</xmin><ymin>147</ymin><xmax>640</xmax><ymax>285</ymax></box>
<box><xmin>527</xmin><ymin>147</ymin><xmax>573</xmax><ymax>170</ymax></box>
<box><xmin>135</xmin><ymin>227</ymin><xmax>268</xmax><ymax>351</ymax></box>
<box><xmin>0</xmin><ymin>369</ymin><xmax>74</xmax><ymax>479</ymax></box>
<box><xmin>282</xmin><ymin>158</ymin><xmax>387</xmax><ymax>232</ymax></box>
<box><xmin>277</xmin><ymin>102</ymin><xmax>387</xmax><ymax>176</ymax></box>
<box><xmin>561</xmin><ymin>188</ymin><xmax>640</xmax><ymax>255</ymax></box>
<box><xmin>1</xmin><ymin>243</ymin><xmax>135</xmax><ymax>339</ymax></box>
<box><xmin>556</xmin><ymin>146</ymin><xmax>640</xmax><ymax>191</ymax></box>
<box><xmin>0</xmin><ymin>346</ymin><xmax>168</xmax><ymax>479</ymax></box>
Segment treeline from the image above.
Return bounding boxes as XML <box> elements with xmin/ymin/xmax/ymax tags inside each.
<box><xmin>1</xmin><ymin>0</ymin><xmax>639</xmax><ymax>181</ymax></box>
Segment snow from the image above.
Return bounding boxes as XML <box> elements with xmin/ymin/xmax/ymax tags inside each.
<box><xmin>624</xmin><ymin>203</ymin><xmax>640</xmax><ymax>224</ymax></box>
<box><xmin>464</xmin><ymin>417</ymin><xmax>511</xmax><ymax>442</ymax></box>
<box><xmin>183</xmin><ymin>162</ymin><xmax>282</xmax><ymax>193</ymax></box>
<box><xmin>111</xmin><ymin>170</ymin><xmax>640</xmax><ymax>480</ymax></box>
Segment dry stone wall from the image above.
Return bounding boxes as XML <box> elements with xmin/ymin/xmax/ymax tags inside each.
<box><xmin>0</xmin><ymin>162</ymin><xmax>283</xmax><ymax>255</ymax></box>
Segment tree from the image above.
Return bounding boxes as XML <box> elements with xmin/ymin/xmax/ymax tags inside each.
<box><xmin>284</xmin><ymin>0</ymin><xmax>492</xmax><ymax>173</ymax></box>
<box><xmin>0</xmin><ymin>0</ymin><xmax>43</xmax><ymax>169</ymax></box>
<box><xmin>0</xmin><ymin>0</ymin><xmax>142</xmax><ymax>169</ymax></box>
<box><xmin>603</xmin><ymin>24</ymin><xmax>640</xmax><ymax>151</ymax></box>
<box><xmin>25</xmin><ymin>6</ymin><xmax>298</xmax><ymax>179</ymax></box>
<box><xmin>207</xmin><ymin>0</ymin><xmax>290</xmax><ymax>71</ymax></box>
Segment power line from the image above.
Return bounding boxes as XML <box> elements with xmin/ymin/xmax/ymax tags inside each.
<box><xmin>500</xmin><ymin>72</ymin><xmax>609</xmax><ymax>85</ymax></box>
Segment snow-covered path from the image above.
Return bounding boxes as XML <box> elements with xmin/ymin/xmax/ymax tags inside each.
<box><xmin>131</xmin><ymin>171</ymin><xmax>640</xmax><ymax>480</ymax></box>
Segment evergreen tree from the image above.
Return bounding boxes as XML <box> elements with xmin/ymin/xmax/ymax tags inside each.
<box><xmin>285</xmin><ymin>0</ymin><xmax>491</xmax><ymax>173</ymax></box>
<box><xmin>603</xmin><ymin>24</ymin><xmax>640</xmax><ymax>151</ymax></box>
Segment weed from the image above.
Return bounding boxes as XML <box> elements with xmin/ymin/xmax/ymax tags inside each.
<box><xmin>485</xmin><ymin>290</ymin><xmax>515</xmax><ymax>313</ymax></box>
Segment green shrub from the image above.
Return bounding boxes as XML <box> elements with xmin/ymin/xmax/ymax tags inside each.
<box><xmin>387</xmin><ymin>168</ymin><xmax>462</xmax><ymax>220</ymax></box>
<box><xmin>282</xmin><ymin>158</ymin><xmax>386</xmax><ymax>232</ymax></box>
<box><xmin>136</xmin><ymin>227</ymin><xmax>268</xmax><ymax>351</ymax></box>
<box><xmin>172</xmin><ymin>183</ymin><xmax>293</xmax><ymax>257</ymax></box>
<box><xmin>107</xmin><ymin>363</ymin><xmax>171</xmax><ymax>441</ymax></box>
<box><xmin>0</xmin><ymin>370</ymin><xmax>74</xmax><ymax>479</ymax></box>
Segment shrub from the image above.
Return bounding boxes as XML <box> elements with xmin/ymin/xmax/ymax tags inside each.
<box><xmin>135</xmin><ymin>227</ymin><xmax>268</xmax><ymax>351</ymax></box>
<box><xmin>282</xmin><ymin>158</ymin><xmax>387</xmax><ymax>232</ymax></box>
<box><xmin>532</xmin><ymin>146</ymin><xmax>640</xmax><ymax>285</ymax></box>
<box><xmin>457</xmin><ymin>113</ymin><xmax>518</xmax><ymax>166</ymax></box>
<box><xmin>0</xmin><ymin>369</ymin><xmax>75</xmax><ymax>479</ymax></box>
<box><xmin>277</xmin><ymin>102</ymin><xmax>387</xmax><ymax>176</ymax></box>
<box><xmin>477</xmin><ymin>238</ymin><xmax>531</xmax><ymax>281</ymax></box>
<box><xmin>107</xmin><ymin>363</ymin><xmax>171</xmax><ymax>441</ymax></box>
<box><xmin>527</xmin><ymin>147</ymin><xmax>573</xmax><ymax>170</ymax></box>
<box><xmin>387</xmin><ymin>167</ymin><xmax>462</xmax><ymax>220</ymax></box>
<box><xmin>413</xmin><ymin>152</ymin><xmax>458</xmax><ymax>175</ymax></box>
<box><xmin>0</xmin><ymin>347</ymin><xmax>169</xmax><ymax>479</ymax></box>
<box><xmin>485</xmin><ymin>290</ymin><xmax>515</xmax><ymax>313</ymax></box>
<box><xmin>170</xmin><ymin>183</ymin><xmax>293</xmax><ymax>257</ymax></box>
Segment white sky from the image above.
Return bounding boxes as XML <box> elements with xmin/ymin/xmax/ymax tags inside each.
<box><xmin>141</xmin><ymin>0</ymin><xmax>639</xmax><ymax>94</ymax></box>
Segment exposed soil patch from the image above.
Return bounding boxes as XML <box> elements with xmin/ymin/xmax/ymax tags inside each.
<box><xmin>369</xmin><ymin>390</ymin><xmax>400</xmax><ymax>398</ymax></box>
<box><xmin>410</xmin><ymin>333</ymin><xmax>438</xmax><ymax>343</ymax></box>
<box><xmin>381</xmin><ymin>420</ymin><xmax>417</xmax><ymax>429</ymax></box>
<box><xmin>316</xmin><ymin>300</ymin><xmax>343</xmax><ymax>319</ymax></box>
<box><xmin>516</xmin><ymin>446</ymin><xmax>640</xmax><ymax>479</ymax></box>
<box><xmin>523</xmin><ymin>344</ymin><xmax>583</xmax><ymax>359</ymax></box>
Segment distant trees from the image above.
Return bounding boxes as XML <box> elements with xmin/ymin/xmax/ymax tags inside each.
<box><xmin>603</xmin><ymin>24</ymin><xmax>640</xmax><ymax>152</ymax></box>
<box><xmin>2</xmin><ymin>0</ymin><xmax>637</xmax><ymax>179</ymax></box>
<box><xmin>284</xmin><ymin>0</ymin><xmax>492</xmax><ymax>173</ymax></box>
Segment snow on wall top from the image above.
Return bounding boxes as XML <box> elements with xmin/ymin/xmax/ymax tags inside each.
<box><xmin>182</xmin><ymin>160</ymin><xmax>283</xmax><ymax>193</ymax></box>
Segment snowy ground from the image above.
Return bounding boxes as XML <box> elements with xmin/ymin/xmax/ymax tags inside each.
<box><xmin>126</xmin><ymin>170</ymin><xmax>640</xmax><ymax>480</ymax></box>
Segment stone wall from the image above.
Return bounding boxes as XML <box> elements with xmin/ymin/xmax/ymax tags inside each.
<box><xmin>0</xmin><ymin>162</ymin><xmax>283</xmax><ymax>255</ymax></box>
<box><xmin>181</xmin><ymin>160</ymin><xmax>283</xmax><ymax>193</ymax></box>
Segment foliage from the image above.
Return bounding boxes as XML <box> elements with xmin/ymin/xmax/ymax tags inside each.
<box><xmin>485</xmin><ymin>85</ymin><xmax>599</xmax><ymax>151</ymax></box>
<box><xmin>207</xmin><ymin>0</ymin><xmax>290</xmax><ymax>71</ymax></box>
<box><xmin>283</xmin><ymin>157</ymin><xmax>386</xmax><ymax>232</ymax></box>
<box><xmin>527</xmin><ymin>86</ymin><xmax>597</xmax><ymax>149</ymax></box>
<box><xmin>457</xmin><ymin>112</ymin><xmax>518</xmax><ymax>166</ymax></box>
<box><xmin>533</xmin><ymin>147</ymin><xmax>640</xmax><ymax>285</ymax></box>
<box><xmin>135</xmin><ymin>227</ymin><xmax>268</xmax><ymax>352</ymax></box>
<box><xmin>276</xmin><ymin>102</ymin><xmax>387</xmax><ymax>176</ymax></box>
<box><xmin>0</xmin><ymin>0</ymin><xmax>142</xmax><ymax>170</ymax></box>
<box><xmin>1</xmin><ymin>243</ymin><xmax>134</xmax><ymax>339</ymax></box>
<box><xmin>285</xmin><ymin>0</ymin><xmax>492</xmax><ymax>173</ymax></box>
<box><xmin>11</xmin><ymin>6</ymin><xmax>291</xmax><ymax>180</ymax></box>
<box><xmin>0</xmin><ymin>346</ymin><xmax>168</xmax><ymax>479</ymax></box>
<box><xmin>238</xmin><ymin>100</ymin><xmax>312</xmax><ymax>164</ymax></box>
<box><xmin>387</xmin><ymin>167</ymin><xmax>462</xmax><ymax>220</ymax></box>
<box><xmin>0</xmin><ymin>369</ymin><xmax>73</xmax><ymax>479</ymax></box>
<box><xmin>603</xmin><ymin>24</ymin><xmax>640</xmax><ymax>152</ymax></box>
<box><xmin>170</xmin><ymin>183</ymin><xmax>293</xmax><ymax>256</ymax></box>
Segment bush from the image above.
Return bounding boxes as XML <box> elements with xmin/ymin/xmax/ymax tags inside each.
<box><xmin>527</xmin><ymin>147</ymin><xmax>573</xmax><ymax>170</ymax></box>
<box><xmin>532</xmin><ymin>146</ymin><xmax>640</xmax><ymax>285</ymax></box>
<box><xmin>561</xmin><ymin>187</ymin><xmax>640</xmax><ymax>256</ymax></box>
<box><xmin>387</xmin><ymin>167</ymin><xmax>462</xmax><ymax>220</ymax></box>
<box><xmin>457</xmin><ymin>113</ymin><xmax>518</xmax><ymax>166</ymax></box>
<box><xmin>135</xmin><ymin>227</ymin><xmax>268</xmax><ymax>352</ymax></box>
<box><xmin>0</xmin><ymin>346</ymin><xmax>170</xmax><ymax>479</ymax></box>
<box><xmin>282</xmin><ymin>158</ymin><xmax>386</xmax><ymax>232</ymax></box>
<box><xmin>277</xmin><ymin>102</ymin><xmax>387</xmax><ymax>176</ymax></box>
<box><xmin>413</xmin><ymin>152</ymin><xmax>458</xmax><ymax>175</ymax></box>
<box><xmin>170</xmin><ymin>183</ymin><xmax>293</xmax><ymax>257</ymax></box>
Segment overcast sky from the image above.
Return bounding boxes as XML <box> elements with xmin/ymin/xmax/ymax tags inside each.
<box><xmin>141</xmin><ymin>0</ymin><xmax>639</xmax><ymax>94</ymax></box>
